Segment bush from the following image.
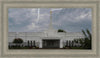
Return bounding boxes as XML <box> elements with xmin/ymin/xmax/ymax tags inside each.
<box><xmin>58</xmin><ymin>29</ymin><xmax>66</xmax><ymax>33</ymax></box>
<box><xmin>13</xmin><ymin>38</ymin><xmax>23</xmax><ymax>44</ymax></box>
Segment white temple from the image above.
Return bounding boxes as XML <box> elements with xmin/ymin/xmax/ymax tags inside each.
<box><xmin>8</xmin><ymin>11</ymin><xmax>85</xmax><ymax>48</ymax></box>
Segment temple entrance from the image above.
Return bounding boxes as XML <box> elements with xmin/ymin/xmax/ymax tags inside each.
<box><xmin>42</xmin><ymin>39</ymin><xmax>60</xmax><ymax>48</ymax></box>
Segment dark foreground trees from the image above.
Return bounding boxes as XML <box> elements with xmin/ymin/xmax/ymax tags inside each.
<box><xmin>73</xmin><ymin>29</ymin><xmax>92</xmax><ymax>49</ymax></box>
<box><xmin>82</xmin><ymin>29</ymin><xmax>92</xmax><ymax>49</ymax></box>
<box><xmin>63</xmin><ymin>29</ymin><xmax>92</xmax><ymax>49</ymax></box>
<box><xmin>13</xmin><ymin>38</ymin><xmax>23</xmax><ymax>44</ymax></box>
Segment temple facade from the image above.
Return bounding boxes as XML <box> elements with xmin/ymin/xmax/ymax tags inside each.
<box><xmin>8</xmin><ymin>11</ymin><xmax>85</xmax><ymax>48</ymax></box>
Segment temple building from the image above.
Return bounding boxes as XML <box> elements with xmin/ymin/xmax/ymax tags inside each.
<box><xmin>8</xmin><ymin>11</ymin><xmax>85</xmax><ymax>48</ymax></box>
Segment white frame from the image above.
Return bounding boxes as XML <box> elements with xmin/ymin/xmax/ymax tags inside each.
<box><xmin>0</xmin><ymin>0</ymin><xmax>99</xmax><ymax>58</ymax></box>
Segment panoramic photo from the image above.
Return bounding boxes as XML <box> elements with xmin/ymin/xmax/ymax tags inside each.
<box><xmin>8</xmin><ymin>8</ymin><xmax>92</xmax><ymax>49</ymax></box>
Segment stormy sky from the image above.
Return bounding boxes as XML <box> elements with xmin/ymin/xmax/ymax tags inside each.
<box><xmin>8</xmin><ymin>8</ymin><xmax>92</xmax><ymax>32</ymax></box>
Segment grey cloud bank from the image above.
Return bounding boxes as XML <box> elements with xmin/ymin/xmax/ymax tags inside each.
<box><xmin>8</xmin><ymin>8</ymin><xmax>92</xmax><ymax>32</ymax></box>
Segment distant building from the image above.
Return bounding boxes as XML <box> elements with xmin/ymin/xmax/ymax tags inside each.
<box><xmin>8</xmin><ymin>11</ymin><xmax>85</xmax><ymax>48</ymax></box>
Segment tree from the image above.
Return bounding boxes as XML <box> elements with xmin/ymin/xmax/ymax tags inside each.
<box><xmin>30</xmin><ymin>41</ymin><xmax>32</xmax><ymax>47</ymax></box>
<box><xmin>66</xmin><ymin>40</ymin><xmax>68</xmax><ymax>47</ymax></box>
<box><xmin>27</xmin><ymin>40</ymin><xmax>30</xmax><ymax>47</ymax></box>
<box><xmin>58</xmin><ymin>29</ymin><xmax>66</xmax><ymax>33</ymax></box>
<box><xmin>78</xmin><ymin>38</ymin><xmax>84</xmax><ymax>47</ymax></box>
<box><xmin>72</xmin><ymin>41</ymin><xmax>74</xmax><ymax>47</ymax></box>
<box><xmin>33</xmin><ymin>41</ymin><xmax>36</xmax><ymax>47</ymax></box>
<box><xmin>68</xmin><ymin>40</ymin><xmax>71</xmax><ymax>47</ymax></box>
<box><xmin>82</xmin><ymin>29</ymin><xmax>92</xmax><ymax>49</ymax></box>
<box><xmin>13</xmin><ymin>38</ymin><xmax>23</xmax><ymax>44</ymax></box>
<box><xmin>74</xmin><ymin>39</ymin><xmax>78</xmax><ymax>43</ymax></box>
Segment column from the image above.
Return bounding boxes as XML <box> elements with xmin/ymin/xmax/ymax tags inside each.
<box><xmin>39</xmin><ymin>40</ymin><xmax>42</xmax><ymax>48</ymax></box>
<box><xmin>60</xmin><ymin>39</ymin><xmax>63</xmax><ymax>48</ymax></box>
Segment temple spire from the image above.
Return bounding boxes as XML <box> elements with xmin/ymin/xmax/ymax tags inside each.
<box><xmin>44</xmin><ymin>10</ymin><xmax>56</xmax><ymax>34</ymax></box>
<box><xmin>49</xmin><ymin>10</ymin><xmax>53</xmax><ymax>29</ymax></box>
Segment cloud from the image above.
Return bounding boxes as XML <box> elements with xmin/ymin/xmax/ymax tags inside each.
<box><xmin>8</xmin><ymin>8</ymin><xmax>92</xmax><ymax>32</ymax></box>
<box><xmin>53</xmin><ymin>8</ymin><xmax>91</xmax><ymax>23</ymax></box>
<box><xmin>51</xmin><ymin>8</ymin><xmax>63</xmax><ymax>11</ymax></box>
<box><xmin>26</xmin><ymin>23</ymin><xmax>38</xmax><ymax>30</ymax></box>
<box><xmin>8</xmin><ymin>8</ymin><xmax>37</xmax><ymax>25</ymax></box>
<box><xmin>52</xmin><ymin>8</ymin><xmax>92</xmax><ymax>32</ymax></box>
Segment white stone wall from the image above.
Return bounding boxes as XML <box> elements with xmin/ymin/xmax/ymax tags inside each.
<box><xmin>8</xmin><ymin>32</ymin><xmax>85</xmax><ymax>41</ymax></box>
<box><xmin>8</xmin><ymin>32</ymin><xmax>85</xmax><ymax>48</ymax></box>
